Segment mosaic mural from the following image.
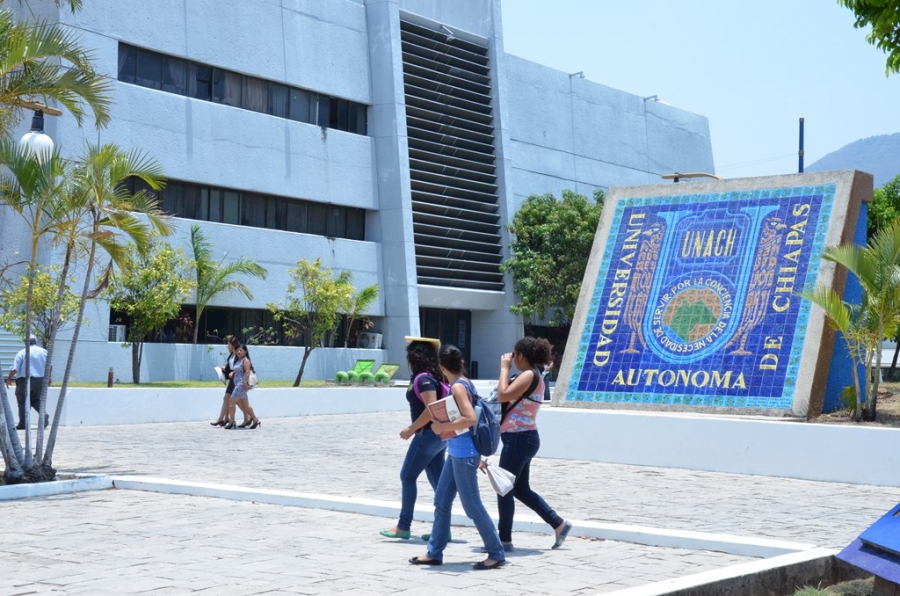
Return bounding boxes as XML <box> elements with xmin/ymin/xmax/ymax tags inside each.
<box><xmin>567</xmin><ymin>185</ymin><xmax>835</xmax><ymax>410</ymax></box>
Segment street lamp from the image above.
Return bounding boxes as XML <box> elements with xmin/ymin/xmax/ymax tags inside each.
<box><xmin>18</xmin><ymin>101</ymin><xmax>61</xmax><ymax>163</ymax></box>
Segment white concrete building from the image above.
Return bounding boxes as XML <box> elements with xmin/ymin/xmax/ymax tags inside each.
<box><xmin>0</xmin><ymin>0</ymin><xmax>714</xmax><ymax>383</ymax></box>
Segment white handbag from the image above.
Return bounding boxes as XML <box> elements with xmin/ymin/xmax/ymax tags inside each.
<box><xmin>483</xmin><ymin>458</ymin><xmax>515</xmax><ymax>496</ymax></box>
<box><xmin>247</xmin><ymin>371</ymin><xmax>259</xmax><ymax>388</ymax></box>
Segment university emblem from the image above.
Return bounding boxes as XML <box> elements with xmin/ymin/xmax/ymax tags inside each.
<box><xmin>567</xmin><ymin>186</ymin><xmax>835</xmax><ymax>410</ymax></box>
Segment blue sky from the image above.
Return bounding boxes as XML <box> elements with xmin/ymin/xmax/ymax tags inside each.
<box><xmin>500</xmin><ymin>1</ymin><xmax>900</xmax><ymax>179</ymax></box>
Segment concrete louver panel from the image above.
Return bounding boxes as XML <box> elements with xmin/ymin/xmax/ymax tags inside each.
<box><xmin>401</xmin><ymin>18</ymin><xmax>502</xmax><ymax>292</ymax></box>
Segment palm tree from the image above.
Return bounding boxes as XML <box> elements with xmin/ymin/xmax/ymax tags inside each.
<box><xmin>189</xmin><ymin>224</ymin><xmax>267</xmax><ymax>343</ymax></box>
<box><xmin>804</xmin><ymin>218</ymin><xmax>900</xmax><ymax>421</ymax></box>
<box><xmin>40</xmin><ymin>143</ymin><xmax>169</xmax><ymax>471</ymax></box>
<box><xmin>0</xmin><ymin>1</ymin><xmax>111</xmax><ymax>136</ymax></box>
<box><xmin>343</xmin><ymin>280</ymin><xmax>378</xmax><ymax>347</ymax></box>
<box><xmin>0</xmin><ymin>139</ymin><xmax>67</xmax><ymax>476</ymax></box>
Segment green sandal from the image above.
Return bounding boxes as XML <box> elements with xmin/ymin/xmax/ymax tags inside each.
<box><xmin>379</xmin><ymin>529</ymin><xmax>411</xmax><ymax>539</ymax></box>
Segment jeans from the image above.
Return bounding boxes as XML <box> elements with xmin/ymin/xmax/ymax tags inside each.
<box><xmin>427</xmin><ymin>455</ymin><xmax>505</xmax><ymax>562</ymax></box>
<box><xmin>497</xmin><ymin>430</ymin><xmax>563</xmax><ymax>543</ymax></box>
<box><xmin>15</xmin><ymin>377</ymin><xmax>43</xmax><ymax>425</ymax></box>
<box><xmin>397</xmin><ymin>429</ymin><xmax>446</xmax><ymax>531</ymax></box>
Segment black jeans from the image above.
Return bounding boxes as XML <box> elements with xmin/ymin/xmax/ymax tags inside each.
<box><xmin>15</xmin><ymin>376</ymin><xmax>43</xmax><ymax>425</ymax></box>
<box><xmin>497</xmin><ymin>430</ymin><xmax>563</xmax><ymax>543</ymax></box>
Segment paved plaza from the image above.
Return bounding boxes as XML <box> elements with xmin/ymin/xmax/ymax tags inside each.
<box><xmin>3</xmin><ymin>410</ymin><xmax>900</xmax><ymax>594</ymax></box>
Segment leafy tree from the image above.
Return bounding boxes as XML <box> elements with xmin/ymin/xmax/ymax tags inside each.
<box><xmin>269</xmin><ymin>258</ymin><xmax>353</xmax><ymax>386</ymax></box>
<box><xmin>839</xmin><ymin>0</ymin><xmax>900</xmax><ymax>75</ymax></box>
<box><xmin>106</xmin><ymin>235</ymin><xmax>194</xmax><ymax>383</ymax></box>
<box><xmin>803</xmin><ymin>218</ymin><xmax>900</xmax><ymax>421</ymax></box>
<box><xmin>343</xmin><ymin>278</ymin><xmax>378</xmax><ymax>348</ymax></box>
<box><xmin>0</xmin><ymin>1</ymin><xmax>111</xmax><ymax>136</ymax></box>
<box><xmin>189</xmin><ymin>224</ymin><xmax>267</xmax><ymax>343</ymax></box>
<box><xmin>868</xmin><ymin>175</ymin><xmax>900</xmax><ymax>238</ymax></box>
<box><xmin>501</xmin><ymin>189</ymin><xmax>604</xmax><ymax>327</ymax></box>
<box><xmin>0</xmin><ymin>264</ymin><xmax>78</xmax><ymax>345</ymax></box>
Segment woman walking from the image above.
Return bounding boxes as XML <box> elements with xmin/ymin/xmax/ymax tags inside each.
<box><xmin>380</xmin><ymin>337</ymin><xmax>447</xmax><ymax>540</ymax></box>
<box><xmin>210</xmin><ymin>337</ymin><xmax>247</xmax><ymax>427</ymax></box>
<box><xmin>225</xmin><ymin>344</ymin><xmax>261</xmax><ymax>429</ymax></box>
<box><xmin>495</xmin><ymin>336</ymin><xmax>571</xmax><ymax>550</ymax></box>
<box><xmin>409</xmin><ymin>344</ymin><xmax>505</xmax><ymax>570</ymax></box>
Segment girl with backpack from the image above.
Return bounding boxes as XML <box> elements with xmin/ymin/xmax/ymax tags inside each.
<box><xmin>408</xmin><ymin>344</ymin><xmax>506</xmax><ymax>570</ymax></box>
<box><xmin>380</xmin><ymin>337</ymin><xmax>447</xmax><ymax>540</ymax></box>
<box><xmin>495</xmin><ymin>336</ymin><xmax>571</xmax><ymax>551</ymax></box>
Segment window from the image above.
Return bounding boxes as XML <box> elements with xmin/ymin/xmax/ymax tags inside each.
<box><xmin>266</xmin><ymin>197</ymin><xmax>288</xmax><ymax>230</ymax></box>
<box><xmin>241</xmin><ymin>193</ymin><xmax>267</xmax><ymax>228</ymax></box>
<box><xmin>286</xmin><ymin>200</ymin><xmax>307</xmax><ymax>233</ymax></box>
<box><xmin>162</xmin><ymin>56</ymin><xmax>186</xmax><ymax>95</ymax></box>
<box><xmin>182</xmin><ymin>185</ymin><xmax>203</xmax><ymax>219</ymax></box>
<box><xmin>135</xmin><ymin>49</ymin><xmax>162</xmax><ymax>89</ymax></box>
<box><xmin>307</xmin><ymin>204</ymin><xmax>327</xmax><ymax>235</ymax></box>
<box><xmin>118</xmin><ymin>44</ymin><xmax>369</xmax><ymax>136</ymax></box>
<box><xmin>269</xmin><ymin>83</ymin><xmax>289</xmax><ymax>118</ymax></box>
<box><xmin>346</xmin><ymin>209</ymin><xmax>365</xmax><ymax>240</ymax></box>
<box><xmin>189</xmin><ymin>63</ymin><xmax>212</xmax><ymax>101</ymax></box>
<box><xmin>222</xmin><ymin>190</ymin><xmax>240</xmax><ymax>224</ymax></box>
<box><xmin>213</xmin><ymin>68</ymin><xmax>242</xmax><ymax>107</ymax></box>
<box><xmin>118</xmin><ymin>44</ymin><xmax>136</xmax><ymax>83</ymax></box>
<box><xmin>326</xmin><ymin>206</ymin><xmax>345</xmax><ymax>238</ymax></box>
<box><xmin>242</xmin><ymin>77</ymin><xmax>267</xmax><ymax>113</ymax></box>
<box><xmin>315</xmin><ymin>94</ymin><xmax>330</xmax><ymax>127</ymax></box>
<box><xmin>289</xmin><ymin>88</ymin><xmax>312</xmax><ymax>123</ymax></box>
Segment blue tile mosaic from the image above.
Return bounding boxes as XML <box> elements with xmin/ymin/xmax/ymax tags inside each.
<box><xmin>567</xmin><ymin>185</ymin><xmax>835</xmax><ymax>410</ymax></box>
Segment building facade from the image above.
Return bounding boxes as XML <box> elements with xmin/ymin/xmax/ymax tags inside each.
<box><xmin>0</xmin><ymin>0</ymin><xmax>714</xmax><ymax>382</ymax></box>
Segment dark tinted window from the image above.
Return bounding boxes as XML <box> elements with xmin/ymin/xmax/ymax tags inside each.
<box><xmin>289</xmin><ymin>88</ymin><xmax>312</xmax><ymax>123</ymax></box>
<box><xmin>222</xmin><ymin>190</ymin><xmax>240</xmax><ymax>224</ymax></box>
<box><xmin>135</xmin><ymin>49</ymin><xmax>162</xmax><ymax>89</ymax></box>
<box><xmin>308</xmin><ymin>204</ymin><xmax>327</xmax><ymax>235</ymax></box>
<box><xmin>213</xmin><ymin>68</ymin><xmax>242</xmax><ymax>107</ymax></box>
<box><xmin>162</xmin><ymin>56</ymin><xmax>186</xmax><ymax>95</ymax></box>
<box><xmin>118</xmin><ymin>44</ymin><xmax>368</xmax><ymax>135</ymax></box>
<box><xmin>267</xmin><ymin>197</ymin><xmax>288</xmax><ymax>230</ymax></box>
<box><xmin>286</xmin><ymin>200</ymin><xmax>306</xmax><ymax>233</ymax></box>
<box><xmin>118</xmin><ymin>44</ymin><xmax>136</xmax><ymax>83</ymax></box>
<box><xmin>242</xmin><ymin>77</ymin><xmax>267</xmax><ymax>113</ymax></box>
<box><xmin>326</xmin><ymin>206</ymin><xmax>345</xmax><ymax>238</ymax></box>
<box><xmin>241</xmin><ymin>193</ymin><xmax>266</xmax><ymax>227</ymax></box>
<box><xmin>189</xmin><ymin>63</ymin><xmax>213</xmax><ymax>101</ymax></box>
<box><xmin>269</xmin><ymin>83</ymin><xmax>289</xmax><ymax>118</ymax></box>
<box><xmin>346</xmin><ymin>209</ymin><xmax>365</xmax><ymax>240</ymax></box>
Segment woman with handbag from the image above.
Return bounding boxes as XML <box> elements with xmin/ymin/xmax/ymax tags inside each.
<box><xmin>408</xmin><ymin>344</ymin><xmax>506</xmax><ymax>570</ymax></box>
<box><xmin>495</xmin><ymin>336</ymin><xmax>571</xmax><ymax>551</ymax></box>
<box><xmin>225</xmin><ymin>344</ymin><xmax>261</xmax><ymax>429</ymax></box>
<box><xmin>210</xmin><ymin>336</ymin><xmax>248</xmax><ymax>427</ymax></box>
<box><xmin>380</xmin><ymin>337</ymin><xmax>447</xmax><ymax>540</ymax></box>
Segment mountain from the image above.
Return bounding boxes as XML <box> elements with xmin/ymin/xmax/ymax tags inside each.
<box><xmin>805</xmin><ymin>133</ymin><xmax>900</xmax><ymax>187</ymax></box>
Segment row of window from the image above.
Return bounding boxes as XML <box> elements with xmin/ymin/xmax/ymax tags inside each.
<box><xmin>128</xmin><ymin>178</ymin><xmax>366</xmax><ymax>241</ymax></box>
<box><xmin>112</xmin><ymin>306</ymin><xmax>374</xmax><ymax>350</ymax></box>
<box><xmin>117</xmin><ymin>43</ymin><xmax>368</xmax><ymax>135</ymax></box>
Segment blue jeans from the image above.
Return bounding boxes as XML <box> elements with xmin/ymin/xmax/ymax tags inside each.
<box><xmin>397</xmin><ymin>429</ymin><xmax>446</xmax><ymax>531</ymax></box>
<box><xmin>497</xmin><ymin>430</ymin><xmax>563</xmax><ymax>543</ymax></box>
<box><xmin>427</xmin><ymin>455</ymin><xmax>505</xmax><ymax>562</ymax></box>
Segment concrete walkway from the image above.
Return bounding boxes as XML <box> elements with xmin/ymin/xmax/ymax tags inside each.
<box><xmin>3</xmin><ymin>411</ymin><xmax>900</xmax><ymax>594</ymax></box>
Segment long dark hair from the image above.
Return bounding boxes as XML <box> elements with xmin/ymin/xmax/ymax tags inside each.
<box><xmin>406</xmin><ymin>341</ymin><xmax>440</xmax><ymax>379</ymax></box>
<box><xmin>439</xmin><ymin>344</ymin><xmax>466</xmax><ymax>376</ymax></box>
<box><xmin>513</xmin><ymin>336</ymin><xmax>552</xmax><ymax>368</ymax></box>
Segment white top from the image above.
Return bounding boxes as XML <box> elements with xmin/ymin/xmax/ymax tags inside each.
<box><xmin>11</xmin><ymin>345</ymin><xmax>49</xmax><ymax>379</ymax></box>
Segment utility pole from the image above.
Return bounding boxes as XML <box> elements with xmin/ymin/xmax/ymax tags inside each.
<box><xmin>798</xmin><ymin>117</ymin><xmax>805</xmax><ymax>173</ymax></box>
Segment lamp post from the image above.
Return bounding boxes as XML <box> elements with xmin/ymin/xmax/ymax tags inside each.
<box><xmin>18</xmin><ymin>101</ymin><xmax>61</xmax><ymax>163</ymax></box>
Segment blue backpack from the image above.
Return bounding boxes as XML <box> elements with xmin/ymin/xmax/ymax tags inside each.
<box><xmin>455</xmin><ymin>379</ymin><xmax>500</xmax><ymax>457</ymax></box>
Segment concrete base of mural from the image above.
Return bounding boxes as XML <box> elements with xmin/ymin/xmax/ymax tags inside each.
<box><xmin>556</xmin><ymin>170</ymin><xmax>873</xmax><ymax>418</ymax></box>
